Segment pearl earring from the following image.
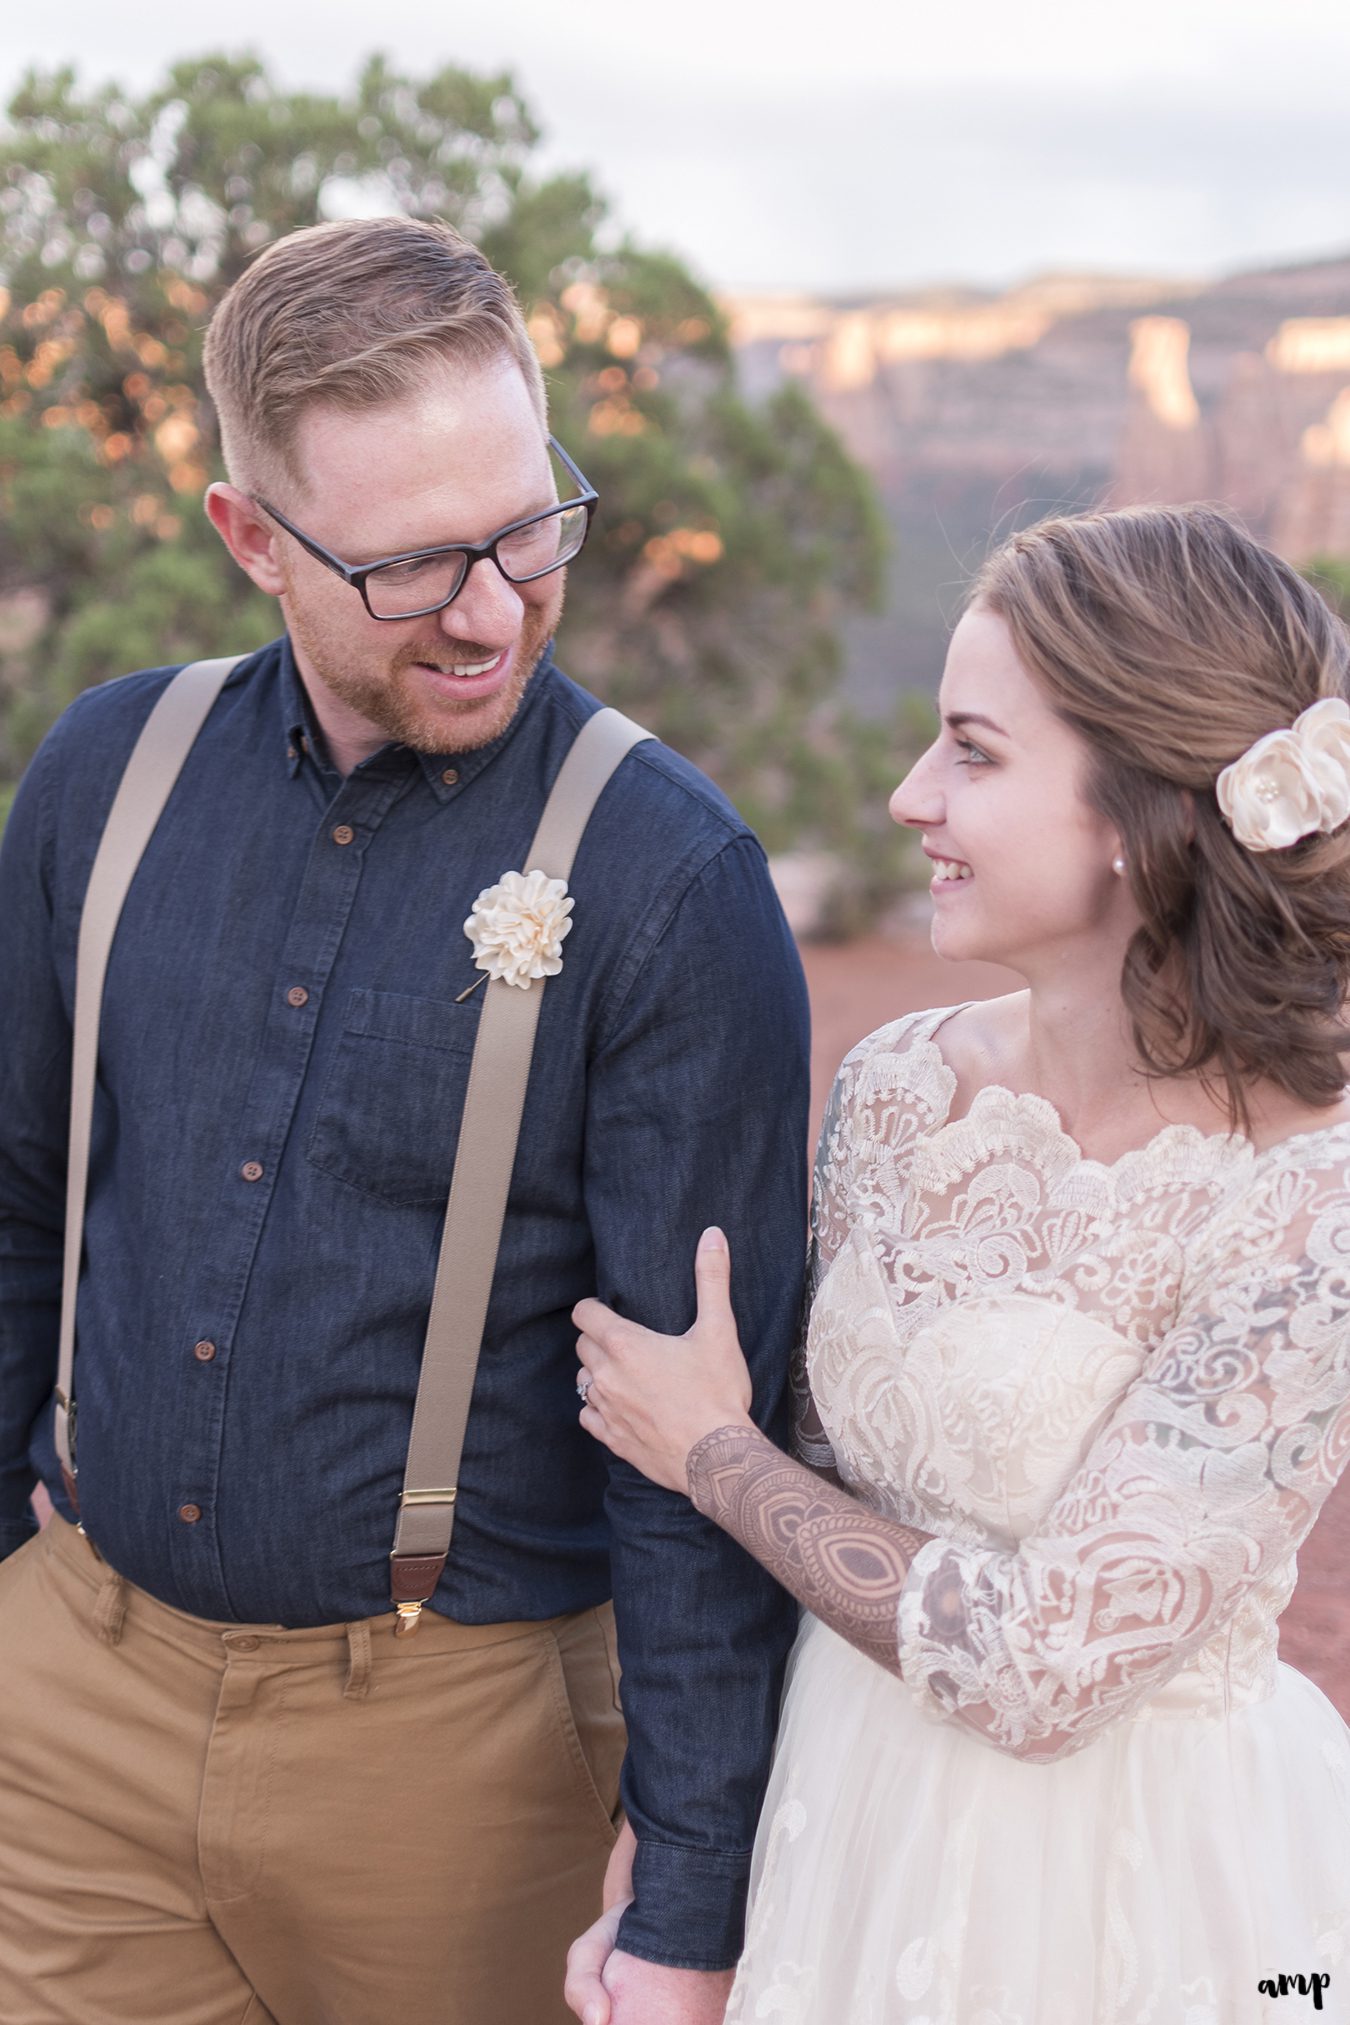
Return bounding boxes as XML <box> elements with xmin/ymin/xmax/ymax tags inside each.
<box><xmin>1112</xmin><ymin>856</ymin><xmax>1126</xmax><ymax>875</ymax></box>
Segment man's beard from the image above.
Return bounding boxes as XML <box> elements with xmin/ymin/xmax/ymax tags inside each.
<box><xmin>286</xmin><ymin>582</ymin><xmax>562</xmax><ymax>756</ymax></box>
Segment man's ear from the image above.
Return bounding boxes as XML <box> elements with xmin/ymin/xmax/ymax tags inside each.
<box><xmin>204</xmin><ymin>483</ymin><xmax>287</xmax><ymax>597</ymax></box>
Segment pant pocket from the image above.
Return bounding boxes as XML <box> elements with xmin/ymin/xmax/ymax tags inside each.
<box><xmin>544</xmin><ymin>1609</ymin><xmax>627</xmax><ymax>1847</ymax></box>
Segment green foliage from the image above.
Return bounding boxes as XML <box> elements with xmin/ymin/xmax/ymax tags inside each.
<box><xmin>1305</xmin><ymin>555</ymin><xmax>1350</xmax><ymax>626</ymax></box>
<box><xmin>0</xmin><ymin>53</ymin><xmax>916</xmax><ymax>920</ymax></box>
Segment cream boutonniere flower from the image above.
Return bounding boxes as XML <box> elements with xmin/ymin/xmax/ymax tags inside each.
<box><xmin>463</xmin><ymin>868</ymin><xmax>574</xmax><ymax>991</ymax></box>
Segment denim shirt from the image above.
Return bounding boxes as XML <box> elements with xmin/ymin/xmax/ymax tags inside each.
<box><xmin>0</xmin><ymin>635</ymin><xmax>809</xmax><ymax>1969</ymax></box>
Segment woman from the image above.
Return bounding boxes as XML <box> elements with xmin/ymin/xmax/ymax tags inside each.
<box><xmin>566</xmin><ymin>505</ymin><xmax>1350</xmax><ymax>2024</ymax></box>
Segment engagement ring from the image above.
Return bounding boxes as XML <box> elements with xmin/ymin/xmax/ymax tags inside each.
<box><xmin>576</xmin><ymin>1373</ymin><xmax>592</xmax><ymax>1404</ymax></box>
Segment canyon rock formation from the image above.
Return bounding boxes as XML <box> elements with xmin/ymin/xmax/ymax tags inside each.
<box><xmin>727</xmin><ymin>255</ymin><xmax>1350</xmax><ymax>701</ymax></box>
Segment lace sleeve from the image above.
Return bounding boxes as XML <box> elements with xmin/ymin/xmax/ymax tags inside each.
<box><xmin>790</xmin><ymin>1057</ymin><xmax>860</xmax><ymax>1478</ymax></box>
<box><xmin>896</xmin><ymin>1140</ymin><xmax>1350</xmax><ymax>1762</ymax></box>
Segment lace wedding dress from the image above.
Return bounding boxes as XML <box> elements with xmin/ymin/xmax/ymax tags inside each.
<box><xmin>727</xmin><ymin>1004</ymin><xmax>1350</xmax><ymax>2025</ymax></box>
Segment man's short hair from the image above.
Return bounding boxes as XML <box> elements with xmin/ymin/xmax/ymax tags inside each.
<box><xmin>203</xmin><ymin>215</ymin><xmax>547</xmax><ymax>496</ymax></box>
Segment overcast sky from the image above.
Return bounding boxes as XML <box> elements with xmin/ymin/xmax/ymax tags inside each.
<box><xmin>3</xmin><ymin>0</ymin><xmax>1348</xmax><ymax>294</ymax></box>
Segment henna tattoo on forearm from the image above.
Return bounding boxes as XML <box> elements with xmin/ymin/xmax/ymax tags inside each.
<box><xmin>686</xmin><ymin>1425</ymin><xmax>935</xmax><ymax>1676</ymax></box>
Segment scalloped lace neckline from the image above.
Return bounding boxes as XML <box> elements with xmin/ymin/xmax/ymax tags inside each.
<box><xmin>909</xmin><ymin>1014</ymin><xmax>1350</xmax><ymax>1182</ymax></box>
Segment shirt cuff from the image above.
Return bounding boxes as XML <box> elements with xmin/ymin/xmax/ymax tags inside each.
<box><xmin>615</xmin><ymin>1836</ymin><xmax>753</xmax><ymax>1971</ymax></box>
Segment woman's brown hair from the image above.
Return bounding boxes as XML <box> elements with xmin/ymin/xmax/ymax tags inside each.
<box><xmin>970</xmin><ymin>503</ymin><xmax>1350</xmax><ymax>1135</ymax></box>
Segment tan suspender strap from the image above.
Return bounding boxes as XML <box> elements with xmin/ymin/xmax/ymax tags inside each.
<box><xmin>390</xmin><ymin>706</ymin><xmax>653</xmax><ymax>1627</ymax></box>
<box><xmin>52</xmin><ymin>663</ymin><xmax>648</xmax><ymax>1607</ymax></box>
<box><xmin>55</xmin><ymin>657</ymin><xmax>245</xmax><ymax>1501</ymax></box>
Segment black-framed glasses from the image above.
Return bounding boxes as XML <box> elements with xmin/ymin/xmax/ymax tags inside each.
<box><xmin>253</xmin><ymin>436</ymin><xmax>598</xmax><ymax>621</ymax></box>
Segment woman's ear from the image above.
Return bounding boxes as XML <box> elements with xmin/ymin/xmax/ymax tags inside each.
<box><xmin>1178</xmin><ymin>786</ymin><xmax>1197</xmax><ymax>847</ymax></box>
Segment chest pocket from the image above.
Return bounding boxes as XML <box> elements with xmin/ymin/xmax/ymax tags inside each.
<box><xmin>306</xmin><ymin>987</ymin><xmax>481</xmax><ymax>1207</ymax></box>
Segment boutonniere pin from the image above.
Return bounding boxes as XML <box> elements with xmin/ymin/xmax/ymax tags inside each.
<box><xmin>457</xmin><ymin>868</ymin><xmax>575</xmax><ymax>1001</ymax></box>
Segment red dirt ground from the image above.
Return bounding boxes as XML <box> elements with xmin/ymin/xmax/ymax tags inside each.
<box><xmin>799</xmin><ymin>933</ymin><xmax>1350</xmax><ymax>1722</ymax></box>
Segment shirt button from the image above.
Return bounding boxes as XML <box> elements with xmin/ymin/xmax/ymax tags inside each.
<box><xmin>193</xmin><ymin>1339</ymin><xmax>217</xmax><ymax>1362</ymax></box>
<box><xmin>286</xmin><ymin>985</ymin><xmax>309</xmax><ymax>1008</ymax></box>
<box><xmin>441</xmin><ymin>768</ymin><xmax>459</xmax><ymax>786</ymax></box>
<box><xmin>332</xmin><ymin>824</ymin><xmax>354</xmax><ymax>846</ymax></box>
<box><xmin>240</xmin><ymin>1160</ymin><xmax>264</xmax><ymax>1183</ymax></box>
<box><xmin>178</xmin><ymin>1503</ymin><xmax>202</xmax><ymax>1525</ymax></box>
<box><xmin>233</xmin><ymin>1635</ymin><xmax>261</xmax><ymax>1653</ymax></box>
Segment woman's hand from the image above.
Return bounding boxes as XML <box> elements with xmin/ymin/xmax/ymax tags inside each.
<box><xmin>573</xmin><ymin>1227</ymin><xmax>755</xmax><ymax>1495</ymax></box>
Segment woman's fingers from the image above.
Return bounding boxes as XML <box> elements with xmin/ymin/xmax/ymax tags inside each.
<box><xmin>692</xmin><ymin>1225</ymin><xmax>733</xmax><ymax>1332</ymax></box>
<box><xmin>576</xmin><ymin>1234</ymin><xmax>736</xmax><ymax>1358</ymax></box>
<box><xmin>572</xmin><ymin>1295</ymin><xmax>618</xmax><ymax>1338</ymax></box>
<box><xmin>576</xmin><ymin>1330</ymin><xmax>614</xmax><ymax>1401</ymax></box>
<box><xmin>573</xmin><ymin>1300</ymin><xmax>661</xmax><ymax>1361</ymax></box>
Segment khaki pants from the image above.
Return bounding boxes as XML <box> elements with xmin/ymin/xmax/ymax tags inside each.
<box><xmin>0</xmin><ymin>1515</ymin><xmax>624</xmax><ymax>2025</ymax></box>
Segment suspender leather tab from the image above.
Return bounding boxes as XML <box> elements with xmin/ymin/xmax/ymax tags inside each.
<box><xmin>391</xmin><ymin>1555</ymin><xmax>451</xmax><ymax>1636</ymax></box>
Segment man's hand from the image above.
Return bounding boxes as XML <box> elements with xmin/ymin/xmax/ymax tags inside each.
<box><xmin>565</xmin><ymin>1822</ymin><xmax>635</xmax><ymax>2025</ymax></box>
<box><xmin>567</xmin><ymin>1938</ymin><xmax>734</xmax><ymax>2025</ymax></box>
<box><xmin>564</xmin><ymin>1822</ymin><xmax>735</xmax><ymax>2025</ymax></box>
<box><xmin>603</xmin><ymin>1954</ymin><xmax>735</xmax><ymax>2025</ymax></box>
<box><xmin>564</xmin><ymin>1904</ymin><xmax>627</xmax><ymax>2025</ymax></box>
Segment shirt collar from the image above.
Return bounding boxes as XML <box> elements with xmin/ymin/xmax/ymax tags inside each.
<box><xmin>277</xmin><ymin>632</ymin><xmax>560</xmax><ymax>801</ymax></box>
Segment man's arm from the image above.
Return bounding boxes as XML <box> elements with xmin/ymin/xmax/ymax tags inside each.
<box><xmin>0</xmin><ymin>728</ymin><xmax>72</xmax><ymax>1559</ymax></box>
<box><xmin>583</xmin><ymin>829</ymin><xmax>809</xmax><ymax>1973</ymax></box>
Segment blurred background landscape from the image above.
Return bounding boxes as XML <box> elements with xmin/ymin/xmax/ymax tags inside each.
<box><xmin>3</xmin><ymin>4</ymin><xmax>1350</xmax><ymax>1709</ymax></box>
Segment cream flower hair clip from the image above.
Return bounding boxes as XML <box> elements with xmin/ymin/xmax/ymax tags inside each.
<box><xmin>1216</xmin><ymin>696</ymin><xmax>1350</xmax><ymax>852</ymax></box>
<box><xmin>459</xmin><ymin>868</ymin><xmax>574</xmax><ymax>999</ymax></box>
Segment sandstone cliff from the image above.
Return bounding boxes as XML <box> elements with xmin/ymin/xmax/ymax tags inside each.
<box><xmin>726</xmin><ymin>256</ymin><xmax>1350</xmax><ymax>701</ymax></box>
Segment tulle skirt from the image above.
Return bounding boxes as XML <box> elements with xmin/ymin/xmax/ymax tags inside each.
<box><xmin>726</xmin><ymin>1614</ymin><xmax>1350</xmax><ymax>2025</ymax></box>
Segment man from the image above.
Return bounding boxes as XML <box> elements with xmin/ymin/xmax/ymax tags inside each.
<box><xmin>0</xmin><ymin>216</ymin><xmax>808</xmax><ymax>2025</ymax></box>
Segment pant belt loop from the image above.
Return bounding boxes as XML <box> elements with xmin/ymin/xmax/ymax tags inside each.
<box><xmin>93</xmin><ymin>1565</ymin><xmax>128</xmax><ymax>1647</ymax></box>
<box><xmin>344</xmin><ymin>1619</ymin><xmax>372</xmax><ymax>1701</ymax></box>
